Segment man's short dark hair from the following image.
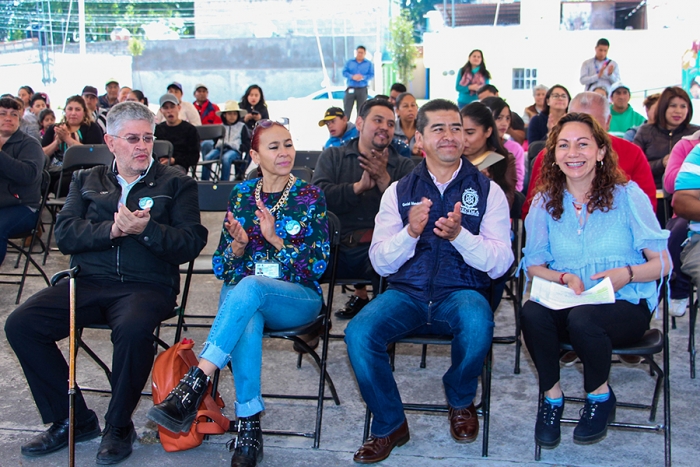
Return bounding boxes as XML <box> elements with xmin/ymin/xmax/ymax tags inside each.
<box><xmin>390</xmin><ymin>83</ymin><xmax>407</xmax><ymax>93</ymax></box>
<box><xmin>358</xmin><ymin>98</ymin><xmax>394</xmax><ymax>119</ymax></box>
<box><xmin>374</xmin><ymin>94</ymin><xmax>390</xmax><ymax>101</ymax></box>
<box><xmin>416</xmin><ymin>99</ymin><xmax>460</xmax><ymax>134</ymax></box>
<box><xmin>356</xmin><ymin>45</ymin><xmax>366</xmax><ymax>52</ymax></box>
<box><xmin>477</xmin><ymin>84</ymin><xmax>499</xmax><ymax>96</ymax></box>
<box><xmin>0</xmin><ymin>97</ymin><xmax>21</xmax><ymax>110</ymax></box>
<box><xmin>596</xmin><ymin>38</ymin><xmax>610</xmax><ymax>47</ymax></box>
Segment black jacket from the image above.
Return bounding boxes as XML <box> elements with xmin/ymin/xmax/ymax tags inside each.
<box><xmin>55</xmin><ymin>162</ymin><xmax>208</xmax><ymax>292</ymax></box>
<box><xmin>0</xmin><ymin>129</ymin><xmax>45</xmax><ymax>210</ymax></box>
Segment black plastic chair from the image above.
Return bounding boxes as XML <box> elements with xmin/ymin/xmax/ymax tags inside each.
<box><xmin>194</xmin><ymin>124</ymin><xmax>226</xmax><ymax>181</ymax></box>
<box><xmin>153</xmin><ymin>139</ymin><xmax>174</xmax><ymax>162</ymax></box>
<box><xmin>43</xmin><ymin>145</ymin><xmax>115</xmax><ymax>264</ymax></box>
<box><xmin>294</xmin><ymin>151</ymin><xmax>322</xmax><ymax>170</ymax></box>
<box><xmin>534</xmin><ymin>293</ymin><xmax>672</xmax><ymax>467</ymax></box>
<box><xmin>1</xmin><ymin>170</ymin><xmax>51</xmax><ymax>303</ymax></box>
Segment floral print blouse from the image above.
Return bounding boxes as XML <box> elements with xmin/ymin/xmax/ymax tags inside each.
<box><xmin>212</xmin><ymin>178</ymin><xmax>330</xmax><ymax>295</ymax></box>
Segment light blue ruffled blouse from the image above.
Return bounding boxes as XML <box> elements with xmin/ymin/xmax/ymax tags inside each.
<box><xmin>521</xmin><ymin>182</ymin><xmax>669</xmax><ymax>313</ymax></box>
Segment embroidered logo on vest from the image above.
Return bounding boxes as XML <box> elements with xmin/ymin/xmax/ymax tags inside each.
<box><xmin>461</xmin><ymin>188</ymin><xmax>479</xmax><ymax>216</ymax></box>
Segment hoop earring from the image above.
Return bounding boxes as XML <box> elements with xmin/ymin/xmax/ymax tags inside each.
<box><xmin>598</xmin><ymin>160</ymin><xmax>604</xmax><ymax>168</ymax></box>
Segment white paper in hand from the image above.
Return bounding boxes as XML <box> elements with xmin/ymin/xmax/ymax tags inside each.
<box><xmin>530</xmin><ymin>276</ymin><xmax>616</xmax><ymax>310</ymax></box>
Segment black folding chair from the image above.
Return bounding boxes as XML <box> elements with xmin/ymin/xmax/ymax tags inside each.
<box><xmin>1</xmin><ymin>170</ymin><xmax>51</xmax><ymax>303</ymax></box>
<box><xmin>153</xmin><ymin>139</ymin><xmax>174</xmax><ymax>162</ymax></box>
<box><xmin>194</xmin><ymin>124</ymin><xmax>226</xmax><ymax>181</ymax></box>
<box><xmin>534</xmin><ymin>289</ymin><xmax>672</xmax><ymax>467</ymax></box>
<box><xmin>43</xmin><ymin>145</ymin><xmax>114</xmax><ymax>264</ymax></box>
<box><xmin>293</xmin><ymin>151</ymin><xmax>322</xmax><ymax>170</ymax></box>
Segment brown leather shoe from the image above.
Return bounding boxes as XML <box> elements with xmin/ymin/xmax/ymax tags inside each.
<box><xmin>353</xmin><ymin>419</ymin><xmax>409</xmax><ymax>464</ymax></box>
<box><xmin>449</xmin><ymin>403</ymin><xmax>478</xmax><ymax>443</ymax></box>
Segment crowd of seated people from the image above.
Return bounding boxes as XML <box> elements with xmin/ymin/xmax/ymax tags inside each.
<box><xmin>2</xmin><ymin>35</ymin><xmax>699</xmax><ymax>465</ymax></box>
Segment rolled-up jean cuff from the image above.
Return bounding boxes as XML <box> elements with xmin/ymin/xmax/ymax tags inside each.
<box><xmin>199</xmin><ymin>342</ymin><xmax>230</xmax><ymax>369</ymax></box>
<box><xmin>235</xmin><ymin>397</ymin><xmax>265</xmax><ymax>418</ymax></box>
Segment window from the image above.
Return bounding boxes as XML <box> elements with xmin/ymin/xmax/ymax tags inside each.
<box><xmin>512</xmin><ymin>68</ymin><xmax>537</xmax><ymax>90</ymax></box>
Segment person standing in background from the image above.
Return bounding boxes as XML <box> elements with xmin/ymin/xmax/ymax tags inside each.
<box><xmin>343</xmin><ymin>46</ymin><xmax>374</xmax><ymax>119</ymax></box>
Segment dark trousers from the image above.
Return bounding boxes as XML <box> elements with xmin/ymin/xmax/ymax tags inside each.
<box><xmin>330</xmin><ymin>243</ymin><xmax>379</xmax><ymax>293</ymax></box>
<box><xmin>520</xmin><ymin>299</ymin><xmax>650</xmax><ymax>393</ymax></box>
<box><xmin>343</xmin><ymin>86</ymin><xmax>369</xmax><ymax>119</ymax></box>
<box><xmin>4</xmin><ymin>278</ymin><xmax>176</xmax><ymax>427</ymax></box>
<box><xmin>0</xmin><ymin>205</ymin><xmax>39</xmax><ymax>266</ymax></box>
<box><xmin>667</xmin><ymin>216</ymin><xmax>691</xmax><ymax>299</ymax></box>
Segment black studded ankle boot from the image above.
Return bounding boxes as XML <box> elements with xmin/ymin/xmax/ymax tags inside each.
<box><xmin>147</xmin><ymin>366</ymin><xmax>208</xmax><ymax>433</ymax></box>
<box><xmin>229</xmin><ymin>413</ymin><xmax>263</xmax><ymax>467</ymax></box>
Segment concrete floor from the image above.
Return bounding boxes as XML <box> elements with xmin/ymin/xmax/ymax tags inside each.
<box><xmin>0</xmin><ymin>211</ymin><xmax>698</xmax><ymax>467</ymax></box>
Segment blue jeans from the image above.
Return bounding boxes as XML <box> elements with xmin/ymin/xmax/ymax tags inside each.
<box><xmin>201</xmin><ymin>148</ymin><xmax>242</xmax><ymax>181</ymax></box>
<box><xmin>199</xmin><ymin>276</ymin><xmax>322</xmax><ymax>417</ymax></box>
<box><xmin>0</xmin><ymin>205</ymin><xmax>39</xmax><ymax>266</ymax></box>
<box><xmin>345</xmin><ymin>288</ymin><xmax>494</xmax><ymax>437</ymax></box>
<box><xmin>200</xmin><ymin>140</ymin><xmax>214</xmax><ymax>157</ymax></box>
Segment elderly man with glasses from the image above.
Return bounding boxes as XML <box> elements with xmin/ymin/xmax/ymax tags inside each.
<box><xmin>4</xmin><ymin>101</ymin><xmax>208</xmax><ymax>465</ymax></box>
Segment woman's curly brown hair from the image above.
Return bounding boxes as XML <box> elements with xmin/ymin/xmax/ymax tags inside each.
<box><xmin>535</xmin><ymin>112</ymin><xmax>627</xmax><ymax>220</ymax></box>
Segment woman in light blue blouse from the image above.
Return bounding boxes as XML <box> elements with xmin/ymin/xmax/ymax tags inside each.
<box><xmin>520</xmin><ymin>113</ymin><xmax>670</xmax><ymax>450</ymax></box>
<box><xmin>148</xmin><ymin>121</ymin><xmax>329</xmax><ymax>467</ymax></box>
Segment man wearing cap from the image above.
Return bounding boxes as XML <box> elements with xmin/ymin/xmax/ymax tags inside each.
<box><xmin>155</xmin><ymin>82</ymin><xmax>201</xmax><ymax>125</ymax></box>
<box><xmin>343</xmin><ymin>45</ymin><xmax>374</xmax><ymax>119</ymax></box>
<box><xmin>83</xmin><ymin>86</ymin><xmax>108</xmax><ymax>133</ymax></box>
<box><xmin>201</xmin><ymin>101</ymin><xmax>249</xmax><ymax>181</ymax></box>
<box><xmin>154</xmin><ymin>94</ymin><xmax>201</xmax><ymax>174</ymax></box>
<box><xmin>5</xmin><ymin>101</ymin><xmax>208</xmax><ymax>464</ymax></box>
<box><xmin>609</xmin><ymin>83</ymin><xmax>645</xmax><ymax>136</ymax></box>
<box><xmin>320</xmin><ymin>107</ymin><xmax>358</xmax><ymax>149</ymax></box>
<box><xmin>98</xmin><ymin>79</ymin><xmax>120</xmax><ymax>110</ymax></box>
<box><xmin>313</xmin><ymin>98</ymin><xmax>414</xmax><ymax>319</ymax></box>
<box><xmin>193</xmin><ymin>84</ymin><xmax>221</xmax><ymax>126</ymax></box>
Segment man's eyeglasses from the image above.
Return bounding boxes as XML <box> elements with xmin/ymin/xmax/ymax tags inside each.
<box><xmin>550</xmin><ymin>93</ymin><xmax>568</xmax><ymax>100</ymax></box>
<box><xmin>110</xmin><ymin>134</ymin><xmax>155</xmax><ymax>144</ymax></box>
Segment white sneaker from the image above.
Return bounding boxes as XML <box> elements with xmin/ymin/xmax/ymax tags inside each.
<box><xmin>670</xmin><ymin>298</ymin><xmax>688</xmax><ymax>317</ymax></box>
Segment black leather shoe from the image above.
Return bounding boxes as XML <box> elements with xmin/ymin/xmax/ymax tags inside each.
<box><xmin>96</xmin><ymin>422</ymin><xmax>137</xmax><ymax>465</ymax></box>
<box><xmin>147</xmin><ymin>366</ymin><xmax>208</xmax><ymax>433</ymax></box>
<box><xmin>21</xmin><ymin>410</ymin><xmax>101</xmax><ymax>457</ymax></box>
<box><xmin>229</xmin><ymin>413</ymin><xmax>263</xmax><ymax>467</ymax></box>
<box><xmin>334</xmin><ymin>295</ymin><xmax>369</xmax><ymax>320</ymax></box>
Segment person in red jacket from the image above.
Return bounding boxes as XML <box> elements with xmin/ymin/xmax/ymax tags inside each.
<box><xmin>523</xmin><ymin>91</ymin><xmax>656</xmax><ymax>220</ymax></box>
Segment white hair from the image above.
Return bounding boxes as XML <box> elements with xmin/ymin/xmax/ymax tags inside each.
<box><xmin>532</xmin><ymin>84</ymin><xmax>548</xmax><ymax>96</ymax></box>
<box><xmin>570</xmin><ymin>91</ymin><xmax>610</xmax><ymax>125</ymax></box>
<box><xmin>106</xmin><ymin>101</ymin><xmax>155</xmax><ymax>135</ymax></box>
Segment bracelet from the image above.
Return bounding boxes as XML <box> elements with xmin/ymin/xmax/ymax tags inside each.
<box><xmin>626</xmin><ymin>265</ymin><xmax>634</xmax><ymax>284</ymax></box>
<box><xmin>559</xmin><ymin>272</ymin><xmax>567</xmax><ymax>285</ymax></box>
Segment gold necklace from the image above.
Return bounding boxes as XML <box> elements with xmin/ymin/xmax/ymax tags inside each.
<box><xmin>254</xmin><ymin>174</ymin><xmax>296</xmax><ymax>214</ymax></box>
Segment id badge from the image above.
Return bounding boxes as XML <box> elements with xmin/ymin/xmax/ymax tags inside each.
<box><xmin>255</xmin><ymin>260</ymin><xmax>282</xmax><ymax>279</ymax></box>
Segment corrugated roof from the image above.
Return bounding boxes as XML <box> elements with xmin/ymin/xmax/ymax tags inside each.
<box><xmin>434</xmin><ymin>3</ymin><xmax>521</xmax><ymax>27</ymax></box>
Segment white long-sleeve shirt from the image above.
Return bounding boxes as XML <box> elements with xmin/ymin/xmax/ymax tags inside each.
<box><xmin>369</xmin><ymin>168</ymin><xmax>513</xmax><ymax>280</ymax></box>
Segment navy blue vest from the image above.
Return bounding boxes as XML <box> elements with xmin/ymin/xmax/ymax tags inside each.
<box><xmin>388</xmin><ymin>158</ymin><xmax>492</xmax><ymax>303</ymax></box>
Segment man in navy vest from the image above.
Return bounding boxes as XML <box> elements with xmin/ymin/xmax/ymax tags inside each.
<box><xmin>345</xmin><ymin>99</ymin><xmax>513</xmax><ymax>464</ymax></box>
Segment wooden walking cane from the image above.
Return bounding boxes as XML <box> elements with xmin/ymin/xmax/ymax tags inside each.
<box><xmin>51</xmin><ymin>266</ymin><xmax>80</xmax><ymax>467</ymax></box>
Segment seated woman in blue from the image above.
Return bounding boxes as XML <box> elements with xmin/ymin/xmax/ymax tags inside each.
<box><xmin>520</xmin><ymin>112</ymin><xmax>670</xmax><ymax>449</ymax></box>
<box><xmin>148</xmin><ymin>120</ymin><xmax>330</xmax><ymax>467</ymax></box>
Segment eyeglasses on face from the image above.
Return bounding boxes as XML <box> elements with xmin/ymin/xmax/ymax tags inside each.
<box><xmin>110</xmin><ymin>134</ymin><xmax>155</xmax><ymax>144</ymax></box>
<box><xmin>550</xmin><ymin>93</ymin><xmax>568</xmax><ymax>100</ymax></box>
